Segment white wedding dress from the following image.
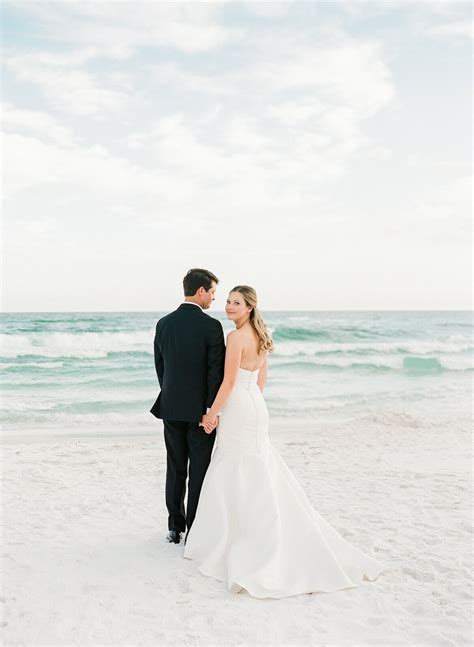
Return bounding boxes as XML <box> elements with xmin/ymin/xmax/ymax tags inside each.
<box><xmin>183</xmin><ymin>367</ymin><xmax>389</xmax><ymax>598</ymax></box>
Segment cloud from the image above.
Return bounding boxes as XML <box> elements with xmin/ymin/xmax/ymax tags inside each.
<box><xmin>5</xmin><ymin>53</ymin><xmax>130</xmax><ymax>116</ymax></box>
<box><xmin>426</xmin><ymin>19</ymin><xmax>473</xmax><ymax>39</ymax></box>
<box><xmin>149</xmin><ymin>62</ymin><xmax>235</xmax><ymax>97</ymax></box>
<box><xmin>248</xmin><ymin>39</ymin><xmax>394</xmax><ymax>116</ymax></box>
<box><xmin>241</xmin><ymin>1</ymin><xmax>294</xmax><ymax>19</ymax></box>
<box><xmin>1</xmin><ymin>0</ymin><xmax>471</xmax><ymax>310</ymax></box>
<box><xmin>411</xmin><ymin>175</ymin><xmax>472</xmax><ymax>231</ymax></box>
<box><xmin>2</xmin><ymin>132</ymin><xmax>167</xmax><ymax>198</ymax></box>
<box><xmin>2</xmin><ymin>102</ymin><xmax>77</xmax><ymax>146</ymax></box>
<box><xmin>138</xmin><ymin>35</ymin><xmax>396</xmax><ymax>192</ymax></box>
<box><xmin>380</xmin><ymin>175</ymin><xmax>472</xmax><ymax>245</ymax></box>
<box><xmin>337</xmin><ymin>0</ymin><xmax>473</xmax><ymax>41</ymax></box>
<box><xmin>3</xmin><ymin>1</ymin><xmax>236</xmax><ymax>56</ymax></box>
<box><xmin>4</xmin><ymin>27</ymin><xmax>396</xmax><ymax>226</ymax></box>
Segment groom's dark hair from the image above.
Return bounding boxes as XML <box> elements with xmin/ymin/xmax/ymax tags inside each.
<box><xmin>183</xmin><ymin>268</ymin><xmax>219</xmax><ymax>296</ymax></box>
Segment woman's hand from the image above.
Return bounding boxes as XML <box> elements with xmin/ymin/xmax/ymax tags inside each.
<box><xmin>199</xmin><ymin>413</ymin><xmax>218</xmax><ymax>434</ymax></box>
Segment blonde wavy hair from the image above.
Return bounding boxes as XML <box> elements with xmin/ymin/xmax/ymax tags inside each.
<box><xmin>230</xmin><ymin>285</ymin><xmax>274</xmax><ymax>353</ymax></box>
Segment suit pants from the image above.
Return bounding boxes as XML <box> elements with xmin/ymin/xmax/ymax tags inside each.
<box><xmin>163</xmin><ymin>419</ymin><xmax>216</xmax><ymax>533</ymax></box>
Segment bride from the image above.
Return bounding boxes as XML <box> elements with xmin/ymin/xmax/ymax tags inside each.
<box><xmin>183</xmin><ymin>285</ymin><xmax>389</xmax><ymax>598</ymax></box>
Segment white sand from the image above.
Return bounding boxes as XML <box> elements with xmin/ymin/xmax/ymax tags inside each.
<box><xmin>1</xmin><ymin>419</ymin><xmax>471</xmax><ymax>646</ymax></box>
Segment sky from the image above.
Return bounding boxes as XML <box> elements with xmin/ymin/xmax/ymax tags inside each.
<box><xmin>2</xmin><ymin>0</ymin><xmax>472</xmax><ymax>312</ymax></box>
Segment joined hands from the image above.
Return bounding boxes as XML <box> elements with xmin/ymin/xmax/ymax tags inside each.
<box><xmin>199</xmin><ymin>413</ymin><xmax>219</xmax><ymax>434</ymax></box>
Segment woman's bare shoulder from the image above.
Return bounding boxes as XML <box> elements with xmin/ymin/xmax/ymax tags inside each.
<box><xmin>226</xmin><ymin>329</ymin><xmax>243</xmax><ymax>344</ymax></box>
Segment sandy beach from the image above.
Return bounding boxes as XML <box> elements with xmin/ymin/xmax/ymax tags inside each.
<box><xmin>2</xmin><ymin>0</ymin><xmax>472</xmax><ymax>638</ymax></box>
<box><xmin>2</xmin><ymin>417</ymin><xmax>471</xmax><ymax>646</ymax></box>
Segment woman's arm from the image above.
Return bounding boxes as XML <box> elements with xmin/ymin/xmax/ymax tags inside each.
<box><xmin>257</xmin><ymin>352</ymin><xmax>268</xmax><ymax>392</ymax></box>
<box><xmin>206</xmin><ymin>320</ymin><xmax>225</xmax><ymax>410</ymax></box>
<box><xmin>201</xmin><ymin>331</ymin><xmax>242</xmax><ymax>430</ymax></box>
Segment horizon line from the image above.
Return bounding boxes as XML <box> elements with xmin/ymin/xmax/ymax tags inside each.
<box><xmin>1</xmin><ymin>309</ymin><xmax>472</xmax><ymax>314</ymax></box>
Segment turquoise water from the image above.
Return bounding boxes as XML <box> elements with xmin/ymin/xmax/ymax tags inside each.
<box><xmin>1</xmin><ymin>311</ymin><xmax>472</xmax><ymax>435</ymax></box>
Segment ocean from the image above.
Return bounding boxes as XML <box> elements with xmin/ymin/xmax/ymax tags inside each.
<box><xmin>1</xmin><ymin>310</ymin><xmax>472</xmax><ymax>437</ymax></box>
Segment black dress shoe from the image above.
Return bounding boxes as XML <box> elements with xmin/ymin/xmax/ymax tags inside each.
<box><xmin>166</xmin><ymin>530</ymin><xmax>182</xmax><ymax>544</ymax></box>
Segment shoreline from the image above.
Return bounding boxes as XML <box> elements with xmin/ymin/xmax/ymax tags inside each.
<box><xmin>0</xmin><ymin>417</ymin><xmax>323</xmax><ymax>446</ymax></box>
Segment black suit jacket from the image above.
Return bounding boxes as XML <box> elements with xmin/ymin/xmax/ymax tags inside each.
<box><xmin>150</xmin><ymin>303</ymin><xmax>225</xmax><ymax>423</ymax></box>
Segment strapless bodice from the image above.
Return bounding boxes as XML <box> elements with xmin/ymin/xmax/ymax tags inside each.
<box><xmin>215</xmin><ymin>366</ymin><xmax>269</xmax><ymax>457</ymax></box>
<box><xmin>236</xmin><ymin>366</ymin><xmax>259</xmax><ymax>387</ymax></box>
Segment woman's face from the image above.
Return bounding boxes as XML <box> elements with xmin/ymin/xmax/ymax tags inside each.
<box><xmin>225</xmin><ymin>291</ymin><xmax>252</xmax><ymax>321</ymax></box>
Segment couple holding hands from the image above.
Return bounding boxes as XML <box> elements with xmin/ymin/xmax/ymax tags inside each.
<box><xmin>151</xmin><ymin>268</ymin><xmax>388</xmax><ymax>599</ymax></box>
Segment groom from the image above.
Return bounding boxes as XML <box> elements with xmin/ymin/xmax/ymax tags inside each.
<box><xmin>150</xmin><ymin>268</ymin><xmax>225</xmax><ymax>544</ymax></box>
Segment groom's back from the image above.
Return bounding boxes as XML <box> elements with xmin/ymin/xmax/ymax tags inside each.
<box><xmin>150</xmin><ymin>304</ymin><xmax>225</xmax><ymax>422</ymax></box>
